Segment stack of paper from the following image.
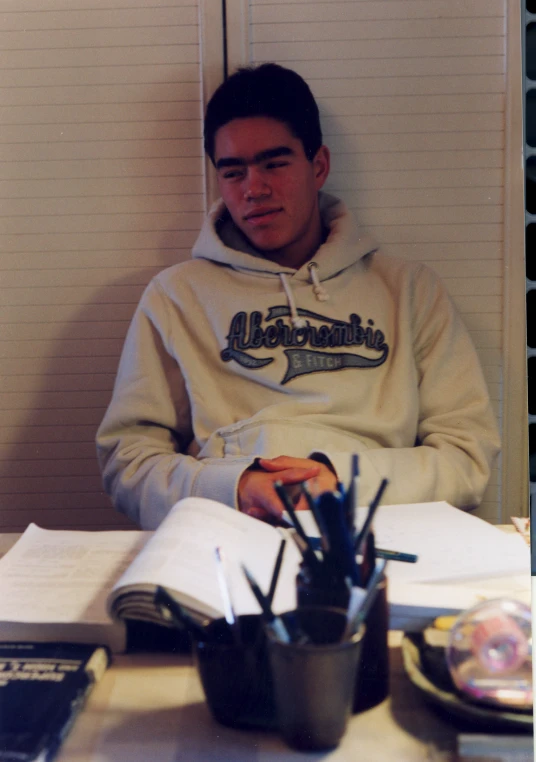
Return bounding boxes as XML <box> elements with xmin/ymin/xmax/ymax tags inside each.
<box><xmin>298</xmin><ymin>501</ymin><xmax>531</xmax><ymax>630</ymax></box>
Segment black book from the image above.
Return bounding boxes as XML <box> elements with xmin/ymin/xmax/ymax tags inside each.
<box><xmin>0</xmin><ymin>642</ymin><xmax>110</xmax><ymax>762</ymax></box>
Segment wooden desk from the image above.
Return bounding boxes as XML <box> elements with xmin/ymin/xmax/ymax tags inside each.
<box><xmin>52</xmin><ymin>638</ymin><xmax>465</xmax><ymax>762</ymax></box>
<box><xmin>1</xmin><ymin>530</ymin><xmax>530</xmax><ymax>761</ymax></box>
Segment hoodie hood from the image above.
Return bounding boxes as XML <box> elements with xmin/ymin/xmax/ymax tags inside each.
<box><xmin>191</xmin><ymin>192</ymin><xmax>377</xmax><ymax>283</ymax></box>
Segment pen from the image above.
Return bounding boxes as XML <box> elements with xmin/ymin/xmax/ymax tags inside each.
<box><xmin>376</xmin><ymin>548</ymin><xmax>418</xmax><ymax>564</ymax></box>
<box><xmin>154</xmin><ymin>585</ymin><xmax>208</xmax><ymax>641</ymax></box>
<box><xmin>214</xmin><ymin>547</ymin><xmax>241</xmax><ymax>645</ymax></box>
<box><xmin>345</xmin><ymin>453</ymin><xmax>359</xmax><ymax>538</ymax></box>
<box><xmin>355</xmin><ymin>477</ymin><xmax>388</xmax><ymax>557</ymax></box>
<box><xmin>241</xmin><ymin>563</ymin><xmax>291</xmax><ymax>643</ymax></box>
<box><xmin>273</xmin><ymin>481</ymin><xmax>322</xmax><ymax>575</ymax></box>
<box><xmin>346</xmin><ymin>558</ymin><xmax>388</xmax><ymax>637</ymax></box>
<box><xmin>343</xmin><ymin>584</ymin><xmax>366</xmax><ymax>641</ymax></box>
<box><xmin>300</xmin><ymin>480</ymin><xmax>331</xmax><ymax>552</ymax></box>
<box><xmin>267</xmin><ymin>538</ymin><xmax>286</xmax><ymax>606</ymax></box>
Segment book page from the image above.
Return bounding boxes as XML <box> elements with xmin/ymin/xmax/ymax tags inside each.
<box><xmin>292</xmin><ymin>501</ymin><xmax>530</xmax><ymax>584</ymax></box>
<box><xmin>0</xmin><ymin>525</ymin><xmax>148</xmax><ymax>624</ymax></box>
<box><xmin>110</xmin><ymin>497</ymin><xmax>302</xmax><ymax>618</ymax></box>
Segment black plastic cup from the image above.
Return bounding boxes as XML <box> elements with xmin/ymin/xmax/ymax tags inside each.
<box><xmin>352</xmin><ymin>576</ymin><xmax>389</xmax><ymax>713</ymax></box>
<box><xmin>267</xmin><ymin>607</ymin><xmax>365</xmax><ymax>751</ymax></box>
<box><xmin>296</xmin><ymin>571</ymin><xmax>390</xmax><ymax>713</ymax></box>
<box><xmin>192</xmin><ymin>614</ymin><xmax>276</xmax><ymax>729</ymax></box>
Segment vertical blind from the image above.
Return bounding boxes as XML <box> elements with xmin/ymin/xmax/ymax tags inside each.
<box><xmin>248</xmin><ymin>0</ymin><xmax>508</xmax><ymax>522</ymax></box>
<box><xmin>0</xmin><ymin>0</ymin><xmax>522</xmax><ymax>530</ymax></box>
<box><xmin>0</xmin><ymin>0</ymin><xmax>205</xmax><ymax>530</ymax></box>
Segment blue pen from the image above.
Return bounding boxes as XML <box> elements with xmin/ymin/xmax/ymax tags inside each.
<box><xmin>316</xmin><ymin>490</ymin><xmax>361</xmax><ymax>585</ymax></box>
<box><xmin>301</xmin><ymin>480</ymin><xmax>331</xmax><ymax>553</ymax></box>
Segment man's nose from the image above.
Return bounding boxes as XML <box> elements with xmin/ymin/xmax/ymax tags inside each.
<box><xmin>243</xmin><ymin>167</ymin><xmax>270</xmax><ymax>199</ymax></box>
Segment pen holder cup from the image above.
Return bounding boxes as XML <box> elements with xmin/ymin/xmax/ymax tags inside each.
<box><xmin>352</xmin><ymin>575</ymin><xmax>389</xmax><ymax>712</ymax></box>
<box><xmin>267</xmin><ymin>607</ymin><xmax>365</xmax><ymax>751</ymax></box>
<box><xmin>296</xmin><ymin>576</ymin><xmax>351</xmax><ymax>610</ymax></box>
<box><xmin>192</xmin><ymin>614</ymin><xmax>276</xmax><ymax>730</ymax></box>
<box><xmin>296</xmin><ymin>574</ymin><xmax>390</xmax><ymax>713</ymax></box>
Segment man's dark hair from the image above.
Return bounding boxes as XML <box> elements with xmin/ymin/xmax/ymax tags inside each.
<box><xmin>204</xmin><ymin>63</ymin><xmax>322</xmax><ymax>164</ymax></box>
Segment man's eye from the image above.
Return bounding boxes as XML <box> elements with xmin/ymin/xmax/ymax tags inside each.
<box><xmin>221</xmin><ymin>169</ymin><xmax>244</xmax><ymax>180</ymax></box>
<box><xmin>266</xmin><ymin>161</ymin><xmax>289</xmax><ymax>170</ymax></box>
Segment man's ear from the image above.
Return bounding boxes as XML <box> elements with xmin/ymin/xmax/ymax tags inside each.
<box><xmin>313</xmin><ymin>145</ymin><xmax>330</xmax><ymax>190</ymax></box>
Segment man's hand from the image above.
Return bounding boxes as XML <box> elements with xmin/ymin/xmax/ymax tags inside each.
<box><xmin>238</xmin><ymin>455</ymin><xmax>338</xmax><ymax>524</ymax></box>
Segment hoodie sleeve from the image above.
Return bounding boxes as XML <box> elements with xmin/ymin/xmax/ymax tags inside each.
<box><xmin>312</xmin><ymin>265</ymin><xmax>500</xmax><ymax>510</ymax></box>
<box><xmin>96</xmin><ymin>281</ymin><xmax>253</xmax><ymax>529</ymax></box>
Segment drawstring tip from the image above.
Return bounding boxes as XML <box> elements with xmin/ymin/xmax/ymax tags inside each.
<box><xmin>308</xmin><ymin>262</ymin><xmax>330</xmax><ymax>302</ymax></box>
<box><xmin>313</xmin><ymin>286</ymin><xmax>329</xmax><ymax>302</ymax></box>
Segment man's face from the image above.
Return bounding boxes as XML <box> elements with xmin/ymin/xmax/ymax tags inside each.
<box><xmin>214</xmin><ymin>116</ymin><xmax>330</xmax><ymax>269</ymax></box>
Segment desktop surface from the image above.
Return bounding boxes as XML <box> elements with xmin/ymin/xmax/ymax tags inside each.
<box><xmin>52</xmin><ymin>639</ymin><xmax>462</xmax><ymax>762</ymax></box>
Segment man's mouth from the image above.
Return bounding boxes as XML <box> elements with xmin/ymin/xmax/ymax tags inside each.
<box><xmin>244</xmin><ymin>208</ymin><xmax>282</xmax><ymax>225</ymax></box>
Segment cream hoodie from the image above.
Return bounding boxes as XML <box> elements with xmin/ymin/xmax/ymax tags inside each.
<box><xmin>96</xmin><ymin>194</ymin><xmax>500</xmax><ymax>529</ymax></box>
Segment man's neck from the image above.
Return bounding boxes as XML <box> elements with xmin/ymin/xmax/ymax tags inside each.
<box><xmin>256</xmin><ymin>222</ymin><xmax>328</xmax><ymax>270</ymax></box>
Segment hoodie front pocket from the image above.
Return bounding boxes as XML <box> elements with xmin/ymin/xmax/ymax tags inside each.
<box><xmin>216</xmin><ymin>418</ymin><xmax>364</xmax><ymax>460</ymax></box>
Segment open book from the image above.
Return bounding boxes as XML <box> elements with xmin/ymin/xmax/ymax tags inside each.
<box><xmin>0</xmin><ymin>498</ymin><xmax>530</xmax><ymax>651</ymax></box>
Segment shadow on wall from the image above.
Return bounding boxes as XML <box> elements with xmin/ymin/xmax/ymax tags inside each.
<box><xmin>1</xmin><ymin>77</ymin><xmax>201</xmax><ymax>533</ymax></box>
<box><xmin>0</xmin><ymin>259</ymin><xmax>193</xmax><ymax>533</ymax></box>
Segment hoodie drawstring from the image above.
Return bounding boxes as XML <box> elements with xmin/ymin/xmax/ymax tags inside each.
<box><xmin>307</xmin><ymin>262</ymin><xmax>329</xmax><ymax>301</ymax></box>
<box><xmin>279</xmin><ymin>263</ymin><xmax>330</xmax><ymax>329</ymax></box>
<box><xmin>279</xmin><ymin>273</ymin><xmax>307</xmax><ymax>328</ymax></box>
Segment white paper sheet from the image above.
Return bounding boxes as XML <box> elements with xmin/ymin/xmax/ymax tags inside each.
<box><xmin>292</xmin><ymin>501</ymin><xmax>530</xmax><ymax>584</ymax></box>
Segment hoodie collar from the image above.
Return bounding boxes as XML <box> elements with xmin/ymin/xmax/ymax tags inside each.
<box><xmin>192</xmin><ymin>192</ymin><xmax>377</xmax><ymax>282</ymax></box>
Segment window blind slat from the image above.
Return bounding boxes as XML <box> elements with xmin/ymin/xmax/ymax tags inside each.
<box><xmin>1</xmin><ymin>6</ymin><xmax>198</xmax><ymax>30</ymax></box>
<box><xmin>252</xmin><ymin>19</ymin><xmax>504</xmax><ymax>43</ymax></box>
<box><xmin>271</xmin><ymin>57</ymin><xmax>504</xmax><ymax>79</ymax></box>
<box><xmin>0</xmin><ymin>230</ymin><xmax>197</xmax><ymax>253</ymax></box>
<box><xmin>251</xmin><ymin>0</ymin><xmax>503</xmax><ymax>20</ymax></box>
<box><xmin>253</xmin><ymin>37</ymin><xmax>502</xmax><ymax>61</ymax></box>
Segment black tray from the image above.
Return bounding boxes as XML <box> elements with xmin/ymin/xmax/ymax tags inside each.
<box><xmin>401</xmin><ymin>633</ymin><xmax>533</xmax><ymax>732</ymax></box>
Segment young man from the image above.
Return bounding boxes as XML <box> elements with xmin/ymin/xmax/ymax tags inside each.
<box><xmin>96</xmin><ymin>64</ymin><xmax>500</xmax><ymax>530</ymax></box>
